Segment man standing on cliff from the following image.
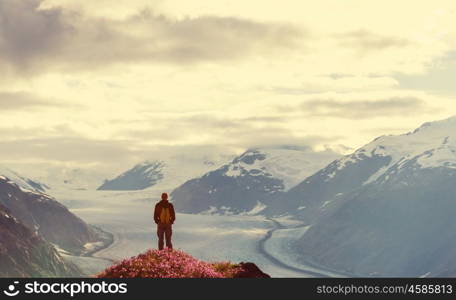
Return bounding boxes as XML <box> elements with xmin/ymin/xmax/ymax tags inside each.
<box><xmin>154</xmin><ymin>193</ymin><xmax>176</xmax><ymax>250</ymax></box>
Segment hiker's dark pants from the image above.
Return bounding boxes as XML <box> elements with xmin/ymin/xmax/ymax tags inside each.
<box><xmin>157</xmin><ymin>223</ymin><xmax>173</xmax><ymax>250</ymax></box>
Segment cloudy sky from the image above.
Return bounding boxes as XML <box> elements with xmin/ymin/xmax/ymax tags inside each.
<box><xmin>1</xmin><ymin>0</ymin><xmax>455</xmax><ymax>175</ymax></box>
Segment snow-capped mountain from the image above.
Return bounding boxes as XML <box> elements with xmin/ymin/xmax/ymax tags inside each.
<box><xmin>0</xmin><ymin>167</ymin><xmax>49</xmax><ymax>193</ymax></box>
<box><xmin>273</xmin><ymin>115</ymin><xmax>456</xmax><ymax>219</ymax></box>
<box><xmin>285</xmin><ymin>116</ymin><xmax>456</xmax><ymax>276</ymax></box>
<box><xmin>171</xmin><ymin>147</ymin><xmax>341</xmax><ymax>215</ymax></box>
<box><xmin>97</xmin><ymin>154</ymin><xmax>232</xmax><ymax>192</ymax></box>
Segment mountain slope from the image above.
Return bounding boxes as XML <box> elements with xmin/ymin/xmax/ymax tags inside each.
<box><xmin>171</xmin><ymin>147</ymin><xmax>340</xmax><ymax>215</ymax></box>
<box><xmin>266</xmin><ymin>147</ymin><xmax>391</xmax><ymax>220</ymax></box>
<box><xmin>290</xmin><ymin>116</ymin><xmax>456</xmax><ymax>276</ymax></box>
<box><xmin>0</xmin><ymin>176</ymin><xmax>101</xmax><ymax>254</ymax></box>
<box><xmin>98</xmin><ymin>161</ymin><xmax>165</xmax><ymax>190</ymax></box>
<box><xmin>98</xmin><ymin>155</ymin><xmax>230</xmax><ymax>191</ymax></box>
<box><xmin>0</xmin><ymin>203</ymin><xmax>81</xmax><ymax>277</ymax></box>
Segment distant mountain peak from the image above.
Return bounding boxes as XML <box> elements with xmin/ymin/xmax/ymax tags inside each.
<box><xmin>97</xmin><ymin>155</ymin><xmax>228</xmax><ymax>191</ymax></box>
<box><xmin>98</xmin><ymin>160</ymin><xmax>165</xmax><ymax>191</ymax></box>
<box><xmin>233</xmin><ymin>149</ymin><xmax>267</xmax><ymax>165</ymax></box>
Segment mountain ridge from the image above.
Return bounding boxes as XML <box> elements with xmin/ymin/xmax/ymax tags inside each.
<box><xmin>171</xmin><ymin>147</ymin><xmax>341</xmax><ymax>215</ymax></box>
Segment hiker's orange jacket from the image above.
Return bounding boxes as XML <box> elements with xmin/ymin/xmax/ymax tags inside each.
<box><xmin>154</xmin><ymin>200</ymin><xmax>176</xmax><ymax>224</ymax></box>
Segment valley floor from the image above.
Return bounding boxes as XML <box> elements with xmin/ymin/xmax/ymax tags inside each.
<box><xmin>54</xmin><ymin>189</ymin><xmax>340</xmax><ymax>278</ymax></box>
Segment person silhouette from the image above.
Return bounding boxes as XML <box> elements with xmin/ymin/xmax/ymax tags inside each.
<box><xmin>154</xmin><ymin>193</ymin><xmax>175</xmax><ymax>250</ymax></box>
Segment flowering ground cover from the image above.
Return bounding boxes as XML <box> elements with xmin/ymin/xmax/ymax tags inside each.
<box><xmin>97</xmin><ymin>249</ymin><xmax>242</xmax><ymax>278</ymax></box>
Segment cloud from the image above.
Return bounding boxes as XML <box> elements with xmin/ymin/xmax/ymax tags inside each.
<box><xmin>119</xmin><ymin>114</ymin><xmax>287</xmax><ymax>139</ymax></box>
<box><xmin>0</xmin><ymin>0</ymin><xmax>69</xmax><ymax>71</ymax></box>
<box><xmin>0</xmin><ymin>112</ymin><xmax>335</xmax><ymax>170</ymax></box>
<box><xmin>0</xmin><ymin>0</ymin><xmax>303</xmax><ymax>74</ymax></box>
<box><xmin>176</xmin><ymin>114</ymin><xmax>287</xmax><ymax>130</ymax></box>
<box><xmin>119</xmin><ymin>113</ymin><xmax>341</xmax><ymax>152</ymax></box>
<box><xmin>277</xmin><ymin>96</ymin><xmax>431</xmax><ymax>119</ymax></box>
<box><xmin>336</xmin><ymin>30</ymin><xmax>412</xmax><ymax>55</ymax></box>
<box><xmin>124</xmin><ymin>11</ymin><xmax>303</xmax><ymax>63</ymax></box>
<box><xmin>267</xmin><ymin>75</ymin><xmax>399</xmax><ymax>95</ymax></box>
<box><xmin>0</xmin><ymin>91</ymin><xmax>62</xmax><ymax>111</ymax></box>
<box><xmin>1</xmin><ymin>0</ymin><xmax>452</xmax><ymax>174</ymax></box>
<box><xmin>0</xmin><ymin>136</ymin><xmax>138</xmax><ymax>164</ymax></box>
<box><xmin>179</xmin><ymin>114</ymin><xmax>243</xmax><ymax>129</ymax></box>
<box><xmin>395</xmin><ymin>51</ymin><xmax>456</xmax><ymax>93</ymax></box>
<box><xmin>361</xmin><ymin>126</ymin><xmax>413</xmax><ymax>136</ymax></box>
<box><xmin>0</xmin><ymin>127</ymin><xmax>236</xmax><ymax>175</ymax></box>
<box><xmin>241</xmin><ymin>116</ymin><xmax>286</xmax><ymax>123</ymax></box>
